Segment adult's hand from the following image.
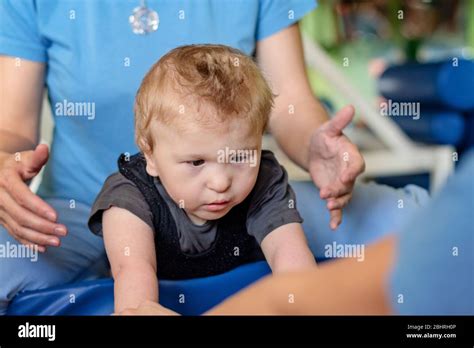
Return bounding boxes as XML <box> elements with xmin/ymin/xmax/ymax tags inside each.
<box><xmin>0</xmin><ymin>144</ymin><xmax>67</xmax><ymax>252</ymax></box>
<box><xmin>308</xmin><ymin>105</ymin><xmax>365</xmax><ymax>230</ymax></box>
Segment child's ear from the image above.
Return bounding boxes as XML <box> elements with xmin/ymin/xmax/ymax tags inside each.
<box><xmin>144</xmin><ymin>151</ymin><xmax>160</xmax><ymax>177</ymax></box>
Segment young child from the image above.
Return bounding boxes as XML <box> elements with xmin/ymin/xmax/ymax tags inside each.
<box><xmin>88</xmin><ymin>44</ymin><xmax>316</xmax><ymax>314</ymax></box>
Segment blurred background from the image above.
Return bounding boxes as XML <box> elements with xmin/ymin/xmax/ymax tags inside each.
<box><xmin>266</xmin><ymin>0</ymin><xmax>474</xmax><ymax>191</ymax></box>
<box><xmin>39</xmin><ymin>0</ymin><xmax>474</xmax><ymax>192</ymax></box>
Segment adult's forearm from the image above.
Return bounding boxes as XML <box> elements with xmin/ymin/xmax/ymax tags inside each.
<box><xmin>0</xmin><ymin>129</ymin><xmax>37</xmax><ymax>153</ymax></box>
<box><xmin>274</xmin><ymin>236</ymin><xmax>396</xmax><ymax>315</ymax></box>
<box><xmin>269</xmin><ymin>97</ymin><xmax>328</xmax><ymax>170</ymax></box>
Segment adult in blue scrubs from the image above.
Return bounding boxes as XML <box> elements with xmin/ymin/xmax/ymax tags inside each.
<box><xmin>389</xmin><ymin>150</ymin><xmax>473</xmax><ymax>315</ymax></box>
<box><xmin>0</xmin><ymin>0</ymin><xmax>428</xmax><ymax>314</ymax></box>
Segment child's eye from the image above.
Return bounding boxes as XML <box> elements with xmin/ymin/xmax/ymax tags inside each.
<box><xmin>188</xmin><ymin>159</ymin><xmax>205</xmax><ymax>167</ymax></box>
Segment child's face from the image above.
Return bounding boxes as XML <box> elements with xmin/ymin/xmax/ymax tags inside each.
<box><xmin>144</xmin><ymin>115</ymin><xmax>261</xmax><ymax>225</ymax></box>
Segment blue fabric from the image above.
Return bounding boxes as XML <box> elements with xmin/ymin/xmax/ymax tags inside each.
<box><xmin>390</xmin><ymin>150</ymin><xmax>474</xmax><ymax>315</ymax></box>
<box><xmin>7</xmin><ymin>262</ymin><xmax>272</xmax><ymax>316</ymax></box>
<box><xmin>291</xmin><ymin>181</ymin><xmax>430</xmax><ymax>258</ymax></box>
<box><xmin>379</xmin><ymin>60</ymin><xmax>474</xmax><ymax>111</ymax></box>
<box><xmin>393</xmin><ymin>110</ymin><xmax>465</xmax><ymax>146</ymax></box>
<box><xmin>0</xmin><ymin>0</ymin><xmax>316</xmax><ymax>207</ymax></box>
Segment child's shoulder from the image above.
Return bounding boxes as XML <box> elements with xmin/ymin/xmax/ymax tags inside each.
<box><xmin>257</xmin><ymin>149</ymin><xmax>287</xmax><ymax>181</ymax></box>
<box><xmin>248</xmin><ymin>149</ymin><xmax>290</xmax><ymax>203</ymax></box>
<box><xmin>103</xmin><ymin>171</ymin><xmax>135</xmax><ymax>187</ymax></box>
<box><xmin>97</xmin><ymin>171</ymin><xmax>148</xmax><ymax>204</ymax></box>
<box><xmin>89</xmin><ymin>171</ymin><xmax>153</xmax><ymax>235</ymax></box>
<box><xmin>96</xmin><ymin>172</ymin><xmax>142</xmax><ymax>199</ymax></box>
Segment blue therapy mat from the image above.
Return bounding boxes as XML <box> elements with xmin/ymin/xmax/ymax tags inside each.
<box><xmin>7</xmin><ymin>261</ymin><xmax>272</xmax><ymax>316</ymax></box>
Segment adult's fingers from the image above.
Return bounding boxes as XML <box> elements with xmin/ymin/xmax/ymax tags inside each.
<box><xmin>320</xmin><ymin>179</ymin><xmax>354</xmax><ymax>199</ymax></box>
<box><xmin>329</xmin><ymin>209</ymin><xmax>342</xmax><ymax>231</ymax></box>
<box><xmin>16</xmin><ymin>225</ymin><xmax>61</xmax><ymax>247</ymax></box>
<box><xmin>341</xmin><ymin>156</ymin><xmax>365</xmax><ymax>184</ymax></box>
<box><xmin>323</xmin><ymin>105</ymin><xmax>355</xmax><ymax>137</ymax></box>
<box><xmin>16</xmin><ymin>237</ymin><xmax>47</xmax><ymax>253</ymax></box>
<box><xmin>0</xmin><ymin>210</ymin><xmax>57</xmax><ymax>248</ymax></box>
<box><xmin>0</xmin><ymin>190</ymin><xmax>66</xmax><ymax>238</ymax></box>
<box><xmin>327</xmin><ymin>193</ymin><xmax>352</xmax><ymax>211</ymax></box>
<box><xmin>17</xmin><ymin>144</ymin><xmax>50</xmax><ymax>181</ymax></box>
<box><xmin>1</xmin><ymin>170</ymin><xmax>58</xmax><ymax>221</ymax></box>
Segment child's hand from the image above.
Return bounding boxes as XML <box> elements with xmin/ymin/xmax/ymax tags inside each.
<box><xmin>113</xmin><ymin>301</ymin><xmax>180</xmax><ymax>316</ymax></box>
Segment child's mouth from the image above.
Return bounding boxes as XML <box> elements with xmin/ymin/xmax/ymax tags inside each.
<box><xmin>204</xmin><ymin>200</ymin><xmax>230</xmax><ymax>212</ymax></box>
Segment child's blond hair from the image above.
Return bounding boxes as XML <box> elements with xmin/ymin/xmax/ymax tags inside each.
<box><xmin>134</xmin><ymin>44</ymin><xmax>274</xmax><ymax>154</ymax></box>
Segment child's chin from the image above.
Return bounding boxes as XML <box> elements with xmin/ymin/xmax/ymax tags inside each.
<box><xmin>198</xmin><ymin>207</ymin><xmax>231</xmax><ymax>220</ymax></box>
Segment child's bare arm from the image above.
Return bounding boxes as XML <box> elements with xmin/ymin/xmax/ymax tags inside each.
<box><xmin>261</xmin><ymin>223</ymin><xmax>317</xmax><ymax>273</ymax></box>
<box><xmin>102</xmin><ymin>206</ymin><xmax>158</xmax><ymax>313</ymax></box>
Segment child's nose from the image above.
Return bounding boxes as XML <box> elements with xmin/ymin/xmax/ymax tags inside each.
<box><xmin>207</xmin><ymin>172</ymin><xmax>231</xmax><ymax>193</ymax></box>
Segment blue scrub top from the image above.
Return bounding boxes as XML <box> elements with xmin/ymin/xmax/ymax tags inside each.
<box><xmin>390</xmin><ymin>150</ymin><xmax>474</xmax><ymax>315</ymax></box>
<box><xmin>0</xmin><ymin>0</ymin><xmax>316</xmax><ymax>206</ymax></box>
